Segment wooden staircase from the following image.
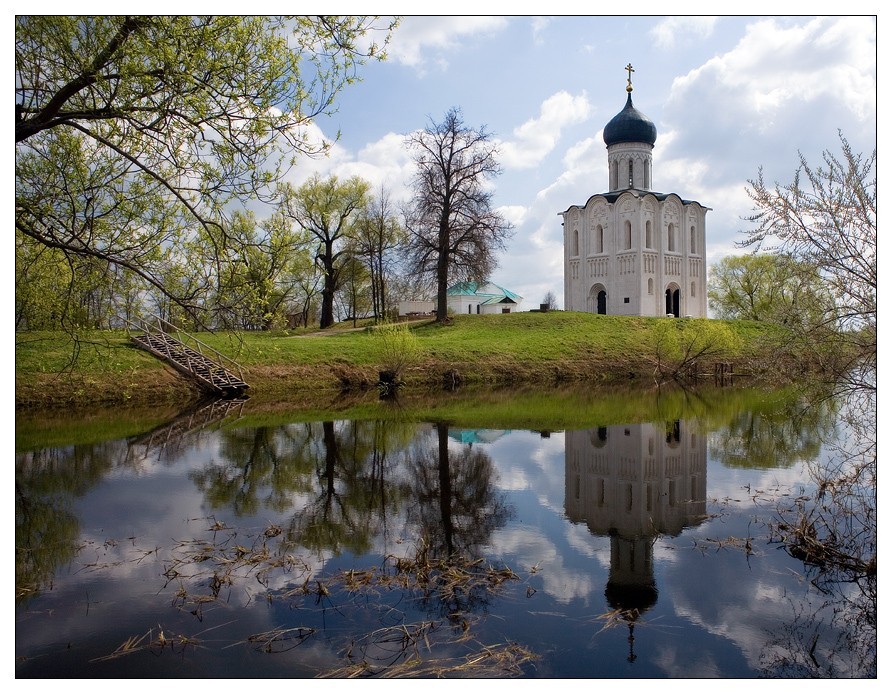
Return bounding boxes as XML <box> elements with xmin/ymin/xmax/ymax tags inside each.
<box><xmin>127</xmin><ymin>316</ymin><xmax>249</xmax><ymax>397</ymax></box>
<box><xmin>127</xmin><ymin>397</ymin><xmax>248</xmax><ymax>464</ymax></box>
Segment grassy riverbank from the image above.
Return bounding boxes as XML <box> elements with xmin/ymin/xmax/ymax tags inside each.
<box><xmin>15</xmin><ymin>312</ymin><xmax>791</xmax><ymax>409</ymax></box>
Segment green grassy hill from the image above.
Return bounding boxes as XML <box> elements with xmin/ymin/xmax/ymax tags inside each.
<box><xmin>15</xmin><ymin>312</ymin><xmax>789</xmax><ymax>409</ymax></box>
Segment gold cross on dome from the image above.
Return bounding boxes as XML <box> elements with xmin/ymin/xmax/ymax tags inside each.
<box><xmin>625</xmin><ymin>63</ymin><xmax>635</xmax><ymax>92</ymax></box>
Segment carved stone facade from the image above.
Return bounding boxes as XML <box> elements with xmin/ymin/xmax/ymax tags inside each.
<box><xmin>560</xmin><ymin>80</ymin><xmax>709</xmax><ymax>317</ymax></box>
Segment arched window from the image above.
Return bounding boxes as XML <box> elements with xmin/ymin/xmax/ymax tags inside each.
<box><xmin>648</xmin><ymin>278</ymin><xmax>654</xmax><ymax>294</ymax></box>
<box><xmin>691</xmin><ymin>282</ymin><xmax>696</xmax><ymax>297</ymax></box>
<box><xmin>624</xmin><ymin>220</ymin><xmax>632</xmax><ymax>249</ymax></box>
<box><xmin>668</xmin><ymin>223</ymin><xmax>676</xmax><ymax>252</ymax></box>
<box><xmin>645</xmin><ymin>220</ymin><xmax>652</xmax><ymax>248</ymax></box>
<box><xmin>645</xmin><ymin>160</ymin><xmax>651</xmax><ymax>189</ymax></box>
<box><xmin>596</xmin><ymin>224</ymin><xmax>604</xmax><ymax>253</ymax></box>
<box><xmin>690</xmin><ymin>225</ymin><xmax>696</xmax><ymax>253</ymax></box>
<box><xmin>611</xmin><ymin>160</ymin><xmax>618</xmax><ymax>190</ymax></box>
<box><xmin>628</xmin><ymin>159</ymin><xmax>634</xmax><ymax>188</ymax></box>
<box><xmin>572</xmin><ymin>229</ymin><xmax>579</xmax><ymax>256</ymax></box>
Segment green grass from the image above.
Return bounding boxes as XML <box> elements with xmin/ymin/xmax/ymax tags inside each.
<box><xmin>15</xmin><ymin>312</ymin><xmax>787</xmax><ymax>408</ymax></box>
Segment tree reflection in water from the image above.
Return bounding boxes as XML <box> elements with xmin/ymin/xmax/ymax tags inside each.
<box><xmin>14</xmin><ymin>383</ymin><xmax>876</xmax><ymax>677</ymax></box>
<box><xmin>16</xmin><ymin>440</ymin><xmax>126</xmax><ymax>605</ymax></box>
<box><xmin>761</xmin><ymin>386</ymin><xmax>876</xmax><ymax>678</ymax></box>
<box><xmin>401</xmin><ymin>422</ymin><xmax>512</xmax><ymax>619</ymax></box>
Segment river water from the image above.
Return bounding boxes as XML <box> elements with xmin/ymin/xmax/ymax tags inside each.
<box><xmin>15</xmin><ymin>385</ymin><xmax>876</xmax><ymax>678</ymax></box>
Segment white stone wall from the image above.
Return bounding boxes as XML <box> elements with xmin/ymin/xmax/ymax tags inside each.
<box><xmin>561</xmin><ymin>193</ymin><xmax>708</xmax><ymax>318</ymax></box>
<box><xmin>447</xmin><ymin>295</ymin><xmax>520</xmax><ymax>315</ymax></box>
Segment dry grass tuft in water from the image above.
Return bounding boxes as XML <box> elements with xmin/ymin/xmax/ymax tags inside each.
<box><xmin>89</xmin><ymin>519</ymin><xmax>537</xmax><ymax>676</ymax></box>
<box><xmin>320</xmin><ymin>640</ymin><xmax>538</xmax><ymax>678</ymax></box>
<box><xmin>89</xmin><ymin>626</ymin><xmax>200</xmax><ymax>662</ymax></box>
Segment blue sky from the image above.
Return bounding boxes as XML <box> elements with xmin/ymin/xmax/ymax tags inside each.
<box><xmin>286</xmin><ymin>14</ymin><xmax>877</xmax><ymax>310</ymax></box>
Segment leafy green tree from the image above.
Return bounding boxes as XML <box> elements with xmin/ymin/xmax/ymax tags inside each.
<box><xmin>143</xmin><ymin>238</ymin><xmax>213</xmax><ymax>329</ymax></box>
<box><xmin>15</xmin><ymin>16</ymin><xmax>395</xmax><ymax>322</ymax></box>
<box><xmin>214</xmin><ymin>210</ymin><xmax>311</xmax><ymax>330</ymax></box>
<box><xmin>403</xmin><ymin>108</ymin><xmax>514</xmax><ymax>323</ymax></box>
<box><xmin>15</xmin><ymin>227</ymin><xmax>147</xmax><ymax>330</ymax></box>
<box><xmin>338</xmin><ymin>253</ymin><xmax>373</xmax><ymax>326</ymax></box>
<box><xmin>16</xmin><ymin>233</ymin><xmax>81</xmax><ymax>330</ymax></box>
<box><xmin>708</xmin><ymin>253</ymin><xmax>831</xmax><ymax>330</ymax></box>
<box><xmin>282</xmin><ymin>174</ymin><xmax>372</xmax><ymax>328</ymax></box>
<box><xmin>287</xmin><ymin>263</ymin><xmax>323</xmax><ymax>329</ymax></box>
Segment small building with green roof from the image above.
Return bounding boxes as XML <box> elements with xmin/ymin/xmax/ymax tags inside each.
<box><xmin>398</xmin><ymin>280</ymin><xmax>523</xmax><ymax>317</ymax></box>
<box><xmin>446</xmin><ymin>281</ymin><xmax>523</xmax><ymax>315</ymax></box>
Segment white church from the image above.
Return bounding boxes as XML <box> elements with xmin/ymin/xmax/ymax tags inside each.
<box><xmin>561</xmin><ymin>66</ymin><xmax>708</xmax><ymax>318</ymax></box>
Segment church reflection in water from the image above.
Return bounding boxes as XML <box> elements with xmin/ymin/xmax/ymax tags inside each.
<box><xmin>564</xmin><ymin>420</ymin><xmax>707</xmax><ymax>660</ymax></box>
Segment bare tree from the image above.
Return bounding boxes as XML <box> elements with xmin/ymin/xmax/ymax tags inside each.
<box><xmin>742</xmin><ymin>133</ymin><xmax>877</xmax><ymax>639</ymax></box>
<box><xmin>403</xmin><ymin>108</ymin><xmax>513</xmax><ymax>323</ymax></box>
<box><xmin>739</xmin><ymin>132</ymin><xmax>876</xmax><ymax>393</ymax></box>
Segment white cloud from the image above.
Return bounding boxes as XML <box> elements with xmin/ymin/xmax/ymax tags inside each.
<box><xmin>497</xmin><ymin>204</ymin><xmax>529</xmax><ymax>228</ymax></box>
<box><xmin>490</xmin><ymin>526</ymin><xmax>597</xmax><ymax>604</ymax></box>
<box><xmin>498</xmin><ymin>91</ymin><xmax>592</xmax><ymax>169</ymax></box>
<box><xmin>283</xmin><ymin>130</ymin><xmax>415</xmax><ymax>203</ymax></box>
<box><xmin>650</xmin><ymin>16</ymin><xmax>718</xmax><ymax>49</ymax></box>
<box><xmin>530</xmin><ymin>16</ymin><xmax>551</xmax><ymax>45</ymax></box>
<box><xmin>655</xmin><ymin>15</ymin><xmax>876</xmax><ymax>264</ymax></box>
<box><xmin>561</xmin><ymin>135</ymin><xmax>603</xmax><ymax>175</ymax></box>
<box><xmin>667</xmin><ymin>17</ymin><xmax>876</xmax><ymax>138</ymax></box>
<box><xmin>386</xmin><ymin>16</ymin><xmax>510</xmax><ymax>71</ymax></box>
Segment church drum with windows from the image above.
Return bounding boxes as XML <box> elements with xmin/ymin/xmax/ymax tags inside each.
<box><xmin>560</xmin><ymin>66</ymin><xmax>709</xmax><ymax>318</ymax></box>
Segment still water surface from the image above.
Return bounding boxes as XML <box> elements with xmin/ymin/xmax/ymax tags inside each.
<box><xmin>15</xmin><ymin>386</ymin><xmax>875</xmax><ymax>678</ymax></box>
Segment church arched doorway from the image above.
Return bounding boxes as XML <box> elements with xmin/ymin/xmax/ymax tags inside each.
<box><xmin>665</xmin><ymin>284</ymin><xmax>680</xmax><ymax>317</ymax></box>
<box><xmin>587</xmin><ymin>284</ymin><xmax>607</xmax><ymax>315</ymax></box>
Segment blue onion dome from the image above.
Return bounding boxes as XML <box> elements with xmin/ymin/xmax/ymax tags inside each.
<box><xmin>603</xmin><ymin>93</ymin><xmax>657</xmax><ymax>147</ymax></box>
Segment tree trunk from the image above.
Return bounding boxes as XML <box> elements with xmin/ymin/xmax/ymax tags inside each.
<box><xmin>436</xmin><ymin>421</ymin><xmax>454</xmax><ymax>556</ymax></box>
<box><xmin>320</xmin><ymin>280</ymin><xmax>335</xmax><ymax>328</ymax></box>
<box><xmin>436</xmin><ymin>218</ymin><xmax>450</xmax><ymax>322</ymax></box>
<box><xmin>319</xmin><ymin>242</ymin><xmax>337</xmax><ymax>328</ymax></box>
